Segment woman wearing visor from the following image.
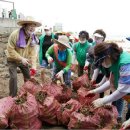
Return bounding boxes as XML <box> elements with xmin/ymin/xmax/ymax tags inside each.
<box><xmin>85</xmin><ymin>30</ymin><xmax>109</xmax><ymax>96</ymax></box>
<box><xmin>87</xmin><ymin>42</ymin><xmax>130</xmax><ymax>124</ymax></box>
<box><xmin>85</xmin><ymin>29</ymin><xmax>107</xmax><ymax>84</ymax></box>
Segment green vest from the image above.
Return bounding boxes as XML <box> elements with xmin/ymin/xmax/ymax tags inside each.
<box><xmin>75</xmin><ymin>41</ymin><xmax>91</xmax><ymax>66</ymax></box>
<box><xmin>39</xmin><ymin>33</ymin><xmax>55</xmax><ymax>64</ymax></box>
<box><xmin>109</xmin><ymin>52</ymin><xmax>130</xmax><ymax>89</ymax></box>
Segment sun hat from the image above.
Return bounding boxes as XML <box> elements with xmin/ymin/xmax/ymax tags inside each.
<box><xmin>17</xmin><ymin>16</ymin><xmax>42</xmax><ymax>27</ymax></box>
<box><xmin>53</xmin><ymin>35</ymin><xmax>71</xmax><ymax>48</ymax></box>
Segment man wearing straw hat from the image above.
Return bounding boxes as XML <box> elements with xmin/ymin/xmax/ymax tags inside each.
<box><xmin>6</xmin><ymin>16</ymin><xmax>42</xmax><ymax>97</ymax></box>
<box><xmin>45</xmin><ymin>35</ymin><xmax>72</xmax><ymax>87</ymax></box>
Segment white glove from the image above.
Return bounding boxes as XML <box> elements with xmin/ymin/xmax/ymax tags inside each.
<box><xmin>21</xmin><ymin>58</ymin><xmax>29</xmax><ymax>66</ymax></box>
<box><xmin>92</xmin><ymin>98</ymin><xmax>104</xmax><ymax>109</ymax></box>
<box><xmin>48</xmin><ymin>56</ymin><xmax>54</xmax><ymax>64</ymax></box>
<box><xmin>56</xmin><ymin>70</ymin><xmax>64</xmax><ymax>79</ymax></box>
<box><xmin>86</xmin><ymin>89</ymin><xmax>96</xmax><ymax>96</ymax></box>
<box><xmin>122</xmin><ymin>119</ymin><xmax>130</xmax><ymax>129</ymax></box>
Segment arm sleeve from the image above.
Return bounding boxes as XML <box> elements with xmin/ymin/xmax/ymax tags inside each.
<box><xmin>118</xmin><ymin>64</ymin><xmax>130</xmax><ymax>93</ymax></box>
<box><xmin>85</xmin><ymin>53</ymin><xmax>90</xmax><ymax>66</ymax></box>
<box><xmin>102</xmin><ymin>64</ymin><xmax>130</xmax><ymax>104</ymax></box>
<box><xmin>45</xmin><ymin>45</ymin><xmax>54</xmax><ymax>59</ymax></box>
<box><xmin>91</xmin><ymin>68</ymin><xmax>99</xmax><ymax>81</ymax></box>
<box><xmin>7</xmin><ymin>31</ymin><xmax>23</xmax><ymax>61</ymax></box>
<box><xmin>103</xmin><ymin>90</ymin><xmax>126</xmax><ymax>104</ymax></box>
<box><xmin>94</xmin><ymin>80</ymin><xmax>110</xmax><ymax>93</ymax></box>
<box><xmin>63</xmin><ymin>50</ymin><xmax>72</xmax><ymax>73</ymax></box>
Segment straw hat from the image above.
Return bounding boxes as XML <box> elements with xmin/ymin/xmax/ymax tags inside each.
<box><xmin>17</xmin><ymin>16</ymin><xmax>42</xmax><ymax>27</ymax></box>
<box><xmin>53</xmin><ymin>35</ymin><xmax>71</xmax><ymax>48</ymax></box>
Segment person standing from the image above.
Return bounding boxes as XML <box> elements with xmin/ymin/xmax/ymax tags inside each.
<box><xmin>6</xmin><ymin>16</ymin><xmax>41</xmax><ymax>97</ymax></box>
<box><xmin>39</xmin><ymin>25</ymin><xmax>55</xmax><ymax>68</ymax></box>
<box><xmin>73</xmin><ymin>31</ymin><xmax>91</xmax><ymax>76</ymax></box>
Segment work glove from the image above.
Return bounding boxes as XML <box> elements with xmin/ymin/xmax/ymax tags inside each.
<box><xmin>56</xmin><ymin>70</ymin><xmax>64</xmax><ymax>79</ymax></box>
<box><xmin>21</xmin><ymin>58</ymin><xmax>29</xmax><ymax>66</ymax></box>
<box><xmin>121</xmin><ymin>118</ymin><xmax>130</xmax><ymax>130</ymax></box>
<box><xmin>30</xmin><ymin>68</ymin><xmax>36</xmax><ymax>76</ymax></box>
<box><xmin>47</xmin><ymin>56</ymin><xmax>54</xmax><ymax>64</ymax></box>
<box><xmin>90</xmin><ymin>80</ymin><xmax>96</xmax><ymax>85</ymax></box>
<box><xmin>83</xmin><ymin>65</ymin><xmax>88</xmax><ymax>71</ymax></box>
<box><xmin>86</xmin><ymin>89</ymin><xmax>96</xmax><ymax>97</ymax></box>
<box><xmin>92</xmin><ymin>98</ymin><xmax>104</xmax><ymax>109</ymax></box>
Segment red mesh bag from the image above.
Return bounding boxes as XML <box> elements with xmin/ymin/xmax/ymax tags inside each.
<box><xmin>72</xmin><ymin>74</ymin><xmax>90</xmax><ymax>91</ymax></box>
<box><xmin>94</xmin><ymin>105</ymin><xmax>118</xmax><ymax>129</ymax></box>
<box><xmin>36</xmin><ymin>91</ymin><xmax>61</xmax><ymax>125</ymax></box>
<box><xmin>42</xmin><ymin>83</ymin><xmax>63</xmax><ymax>102</ymax></box>
<box><xmin>59</xmin><ymin>85</ymin><xmax>72</xmax><ymax>103</ymax></box>
<box><xmin>19</xmin><ymin>79</ymin><xmax>42</xmax><ymax>95</ymax></box>
<box><xmin>68</xmin><ymin>106</ymin><xmax>101</xmax><ymax>129</ymax></box>
<box><xmin>10</xmin><ymin>93</ymin><xmax>42</xmax><ymax>129</ymax></box>
<box><xmin>57</xmin><ymin>99</ymin><xmax>81</xmax><ymax>125</ymax></box>
<box><xmin>0</xmin><ymin>97</ymin><xmax>14</xmax><ymax>129</ymax></box>
<box><xmin>77</xmin><ymin>86</ymin><xmax>99</xmax><ymax>105</ymax></box>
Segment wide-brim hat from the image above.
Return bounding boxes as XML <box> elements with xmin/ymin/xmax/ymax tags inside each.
<box><xmin>53</xmin><ymin>35</ymin><xmax>71</xmax><ymax>48</ymax></box>
<box><xmin>17</xmin><ymin>16</ymin><xmax>42</xmax><ymax>27</ymax></box>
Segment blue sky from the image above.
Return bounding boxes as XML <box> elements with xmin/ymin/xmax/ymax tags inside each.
<box><xmin>0</xmin><ymin>0</ymin><xmax>130</xmax><ymax>37</ymax></box>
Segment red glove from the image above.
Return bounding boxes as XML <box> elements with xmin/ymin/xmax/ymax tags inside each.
<box><xmin>30</xmin><ymin>68</ymin><xmax>36</xmax><ymax>76</ymax></box>
<box><xmin>90</xmin><ymin>80</ymin><xmax>96</xmax><ymax>85</ymax></box>
<box><xmin>83</xmin><ymin>66</ymin><xmax>88</xmax><ymax>71</ymax></box>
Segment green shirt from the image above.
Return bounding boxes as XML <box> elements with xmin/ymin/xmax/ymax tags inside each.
<box><xmin>73</xmin><ymin>41</ymin><xmax>91</xmax><ymax>66</ymax></box>
<box><xmin>45</xmin><ymin>45</ymin><xmax>72</xmax><ymax>73</ymax></box>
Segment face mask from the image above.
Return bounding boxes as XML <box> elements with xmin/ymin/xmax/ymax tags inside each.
<box><xmin>102</xmin><ymin>59</ymin><xmax>112</xmax><ymax>68</ymax></box>
<box><xmin>80</xmin><ymin>40</ymin><xmax>86</xmax><ymax>44</ymax></box>
<box><xmin>95</xmin><ymin>39</ymin><xmax>103</xmax><ymax>44</ymax></box>
<box><xmin>45</xmin><ymin>31</ymin><xmax>51</xmax><ymax>36</ymax></box>
<box><xmin>27</xmin><ymin>30</ymin><xmax>34</xmax><ymax>36</ymax></box>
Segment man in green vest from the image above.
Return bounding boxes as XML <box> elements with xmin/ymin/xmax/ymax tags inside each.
<box><xmin>39</xmin><ymin>25</ymin><xmax>55</xmax><ymax>68</ymax></box>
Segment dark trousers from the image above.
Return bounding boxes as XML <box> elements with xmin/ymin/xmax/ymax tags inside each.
<box><xmin>78</xmin><ymin>65</ymin><xmax>84</xmax><ymax>77</ymax></box>
<box><xmin>8</xmin><ymin>61</ymin><xmax>30</xmax><ymax>97</ymax></box>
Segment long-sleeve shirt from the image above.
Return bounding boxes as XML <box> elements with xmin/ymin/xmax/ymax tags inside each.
<box><xmin>6</xmin><ymin>29</ymin><xmax>37</xmax><ymax>69</ymax></box>
<box><xmin>101</xmin><ymin>64</ymin><xmax>130</xmax><ymax>104</ymax></box>
<box><xmin>45</xmin><ymin>44</ymin><xmax>72</xmax><ymax>73</ymax></box>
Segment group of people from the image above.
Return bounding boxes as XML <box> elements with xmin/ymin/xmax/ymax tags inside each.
<box><xmin>6</xmin><ymin>16</ymin><xmax>130</xmax><ymax>129</ymax></box>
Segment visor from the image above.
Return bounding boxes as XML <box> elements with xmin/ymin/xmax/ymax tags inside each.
<box><xmin>94</xmin><ymin>33</ymin><xmax>104</xmax><ymax>38</ymax></box>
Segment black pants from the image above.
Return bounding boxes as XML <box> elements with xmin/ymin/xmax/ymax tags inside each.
<box><xmin>8</xmin><ymin>61</ymin><xmax>30</xmax><ymax>97</ymax></box>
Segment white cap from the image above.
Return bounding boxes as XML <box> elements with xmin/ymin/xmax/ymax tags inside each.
<box><xmin>44</xmin><ymin>25</ymin><xmax>51</xmax><ymax>30</ymax></box>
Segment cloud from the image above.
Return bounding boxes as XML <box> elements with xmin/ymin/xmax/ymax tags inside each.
<box><xmin>1</xmin><ymin>0</ymin><xmax>130</xmax><ymax>36</ymax></box>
